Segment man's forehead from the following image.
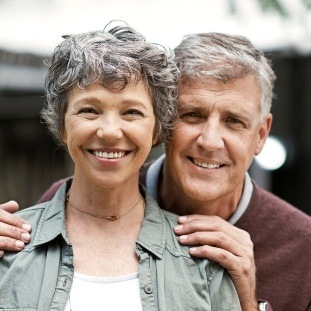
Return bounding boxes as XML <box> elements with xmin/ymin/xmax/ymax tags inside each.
<box><xmin>177</xmin><ymin>76</ymin><xmax>262</xmax><ymax>115</ymax></box>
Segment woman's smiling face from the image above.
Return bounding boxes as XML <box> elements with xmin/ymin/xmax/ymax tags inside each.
<box><xmin>63</xmin><ymin>81</ymin><xmax>156</xmax><ymax>189</ymax></box>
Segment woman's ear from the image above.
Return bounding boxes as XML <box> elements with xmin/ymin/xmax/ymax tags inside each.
<box><xmin>61</xmin><ymin>128</ymin><xmax>67</xmax><ymax>144</ymax></box>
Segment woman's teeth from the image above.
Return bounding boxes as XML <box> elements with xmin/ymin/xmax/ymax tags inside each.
<box><xmin>93</xmin><ymin>151</ymin><xmax>125</xmax><ymax>159</ymax></box>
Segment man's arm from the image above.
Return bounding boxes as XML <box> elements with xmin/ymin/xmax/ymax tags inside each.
<box><xmin>0</xmin><ymin>201</ymin><xmax>31</xmax><ymax>256</ymax></box>
<box><xmin>174</xmin><ymin>214</ymin><xmax>272</xmax><ymax>311</ymax></box>
<box><xmin>0</xmin><ymin>180</ymin><xmax>271</xmax><ymax>309</ymax></box>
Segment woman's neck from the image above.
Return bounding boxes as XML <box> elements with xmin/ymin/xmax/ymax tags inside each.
<box><xmin>67</xmin><ymin>171</ymin><xmax>142</xmax><ymax>220</ymax></box>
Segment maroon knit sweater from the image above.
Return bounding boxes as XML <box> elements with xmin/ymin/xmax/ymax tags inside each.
<box><xmin>38</xmin><ymin>171</ymin><xmax>311</xmax><ymax>311</ymax></box>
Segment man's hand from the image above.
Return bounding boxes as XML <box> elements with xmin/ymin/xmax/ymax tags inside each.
<box><xmin>0</xmin><ymin>201</ymin><xmax>31</xmax><ymax>257</ymax></box>
<box><xmin>174</xmin><ymin>214</ymin><xmax>258</xmax><ymax>311</ymax></box>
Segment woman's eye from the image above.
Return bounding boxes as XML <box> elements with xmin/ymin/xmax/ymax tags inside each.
<box><xmin>124</xmin><ymin>109</ymin><xmax>144</xmax><ymax>117</ymax></box>
<box><xmin>78</xmin><ymin>107</ymin><xmax>97</xmax><ymax>114</ymax></box>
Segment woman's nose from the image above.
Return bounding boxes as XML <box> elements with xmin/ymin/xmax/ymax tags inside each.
<box><xmin>96</xmin><ymin>116</ymin><xmax>123</xmax><ymax>141</ymax></box>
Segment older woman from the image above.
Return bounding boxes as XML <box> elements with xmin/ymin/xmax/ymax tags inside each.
<box><xmin>0</xmin><ymin>23</ymin><xmax>241</xmax><ymax>310</ymax></box>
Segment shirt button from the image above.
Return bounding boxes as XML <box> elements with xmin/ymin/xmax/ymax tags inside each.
<box><xmin>144</xmin><ymin>285</ymin><xmax>153</xmax><ymax>294</ymax></box>
<box><xmin>63</xmin><ymin>277</ymin><xmax>68</xmax><ymax>287</ymax></box>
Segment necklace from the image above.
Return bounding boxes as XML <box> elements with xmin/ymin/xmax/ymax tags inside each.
<box><xmin>66</xmin><ymin>194</ymin><xmax>143</xmax><ymax>221</ymax></box>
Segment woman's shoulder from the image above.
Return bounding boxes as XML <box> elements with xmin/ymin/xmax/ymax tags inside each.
<box><xmin>17</xmin><ymin>201</ymin><xmax>49</xmax><ymax>226</ymax></box>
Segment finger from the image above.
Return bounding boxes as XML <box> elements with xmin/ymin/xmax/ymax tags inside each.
<box><xmin>0</xmin><ymin>222</ymin><xmax>31</xmax><ymax>243</ymax></box>
<box><xmin>0</xmin><ymin>236</ymin><xmax>26</xmax><ymax>252</ymax></box>
<box><xmin>189</xmin><ymin>245</ymin><xmax>254</xmax><ymax>279</ymax></box>
<box><xmin>0</xmin><ymin>208</ymin><xmax>31</xmax><ymax>232</ymax></box>
<box><xmin>189</xmin><ymin>244</ymin><xmax>237</xmax><ymax>266</ymax></box>
<box><xmin>0</xmin><ymin>201</ymin><xmax>19</xmax><ymax>213</ymax></box>
<box><xmin>178</xmin><ymin>231</ymin><xmax>249</xmax><ymax>258</ymax></box>
<box><xmin>176</xmin><ymin>215</ymin><xmax>248</xmax><ymax>243</ymax></box>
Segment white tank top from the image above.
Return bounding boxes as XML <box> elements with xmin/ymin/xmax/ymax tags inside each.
<box><xmin>64</xmin><ymin>272</ymin><xmax>142</xmax><ymax>311</ymax></box>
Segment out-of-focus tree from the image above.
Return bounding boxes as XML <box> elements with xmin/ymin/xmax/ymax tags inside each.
<box><xmin>229</xmin><ymin>0</ymin><xmax>311</xmax><ymax>17</ymax></box>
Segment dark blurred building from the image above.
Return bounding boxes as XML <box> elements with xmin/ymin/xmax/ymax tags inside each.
<box><xmin>0</xmin><ymin>49</ymin><xmax>73</xmax><ymax>208</ymax></box>
<box><xmin>0</xmin><ymin>48</ymin><xmax>310</xmax><ymax>215</ymax></box>
<box><xmin>265</xmin><ymin>50</ymin><xmax>311</xmax><ymax>215</ymax></box>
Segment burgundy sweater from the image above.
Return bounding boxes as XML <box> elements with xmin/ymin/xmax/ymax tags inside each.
<box><xmin>38</xmin><ymin>171</ymin><xmax>311</xmax><ymax>311</ymax></box>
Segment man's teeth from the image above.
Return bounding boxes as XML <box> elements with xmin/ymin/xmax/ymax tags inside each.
<box><xmin>193</xmin><ymin>159</ymin><xmax>220</xmax><ymax>169</ymax></box>
<box><xmin>93</xmin><ymin>151</ymin><xmax>125</xmax><ymax>159</ymax></box>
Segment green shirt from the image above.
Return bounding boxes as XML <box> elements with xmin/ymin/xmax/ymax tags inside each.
<box><xmin>0</xmin><ymin>180</ymin><xmax>241</xmax><ymax>310</ymax></box>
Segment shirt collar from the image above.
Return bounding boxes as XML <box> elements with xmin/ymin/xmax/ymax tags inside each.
<box><xmin>136</xmin><ymin>188</ymin><xmax>167</xmax><ymax>259</ymax></box>
<box><xmin>33</xmin><ymin>180</ymin><xmax>71</xmax><ymax>247</ymax></box>
<box><xmin>227</xmin><ymin>173</ymin><xmax>253</xmax><ymax>225</ymax></box>
<box><xmin>146</xmin><ymin>154</ymin><xmax>253</xmax><ymax>225</ymax></box>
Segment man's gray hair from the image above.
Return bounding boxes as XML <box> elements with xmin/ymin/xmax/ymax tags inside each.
<box><xmin>174</xmin><ymin>32</ymin><xmax>276</xmax><ymax>118</ymax></box>
<box><xmin>42</xmin><ymin>22</ymin><xmax>179</xmax><ymax>145</ymax></box>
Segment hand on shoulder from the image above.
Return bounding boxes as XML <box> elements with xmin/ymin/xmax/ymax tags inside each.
<box><xmin>174</xmin><ymin>214</ymin><xmax>258</xmax><ymax>311</ymax></box>
<box><xmin>0</xmin><ymin>201</ymin><xmax>31</xmax><ymax>256</ymax></box>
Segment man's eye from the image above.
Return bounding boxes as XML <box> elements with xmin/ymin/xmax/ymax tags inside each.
<box><xmin>180</xmin><ymin>112</ymin><xmax>203</xmax><ymax>121</ymax></box>
<box><xmin>226</xmin><ymin>117</ymin><xmax>246</xmax><ymax>128</ymax></box>
<box><xmin>226</xmin><ymin>117</ymin><xmax>241</xmax><ymax>124</ymax></box>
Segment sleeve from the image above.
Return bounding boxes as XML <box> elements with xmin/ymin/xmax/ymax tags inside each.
<box><xmin>258</xmin><ymin>300</ymin><xmax>273</xmax><ymax>311</ymax></box>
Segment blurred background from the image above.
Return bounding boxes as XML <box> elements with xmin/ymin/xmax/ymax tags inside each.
<box><xmin>0</xmin><ymin>0</ymin><xmax>310</xmax><ymax>215</ymax></box>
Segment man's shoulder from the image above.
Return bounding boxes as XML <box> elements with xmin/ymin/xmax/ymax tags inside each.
<box><xmin>253</xmin><ymin>183</ymin><xmax>311</xmax><ymax>223</ymax></box>
<box><xmin>139</xmin><ymin>160</ymin><xmax>154</xmax><ymax>186</ymax></box>
<box><xmin>239</xmin><ymin>182</ymin><xmax>311</xmax><ymax>235</ymax></box>
<box><xmin>37</xmin><ymin>178</ymin><xmax>70</xmax><ymax>203</ymax></box>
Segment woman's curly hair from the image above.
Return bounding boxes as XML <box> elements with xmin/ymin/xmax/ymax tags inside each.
<box><xmin>42</xmin><ymin>22</ymin><xmax>179</xmax><ymax>145</ymax></box>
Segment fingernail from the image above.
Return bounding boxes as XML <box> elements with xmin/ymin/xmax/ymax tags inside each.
<box><xmin>178</xmin><ymin>216</ymin><xmax>187</xmax><ymax>222</ymax></box>
<box><xmin>22</xmin><ymin>223</ymin><xmax>31</xmax><ymax>232</ymax></box>
<box><xmin>21</xmin><ymin>232</ymin><xmax>30</xmax><ymax>242</ymax></box>
<box><xmin>0</xmin><ymin>250</ymin><xmax>4</xmax><ymax>258</ymax></box>
<box><xmin>175</xmin><ymin>225</ymin><xmax>183</xmax><ymax>231</ymax></box>
<box><xmin>189</xmin><ymin>247</ymin><xmax>197</xmax><ymax>253</ymax></box>
<box><xmin>15</xmin><ymin>240</ymin><xmax>25</xmax><ymax>249</ymax></box>
<box><xmin>179</xmin><ymin>235</ymin><xmax>188</xmax><ymax>241</ymax></box>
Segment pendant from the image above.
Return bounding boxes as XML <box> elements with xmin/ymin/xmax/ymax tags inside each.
<box><xmin>106</xmin><ymin>216</ymin><xmax>120</xmax><ymax>221</ymax></box>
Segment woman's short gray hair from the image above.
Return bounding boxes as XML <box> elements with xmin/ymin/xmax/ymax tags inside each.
<box><xmin>42</xmin><ymin>22</ymin><xmax>179</xmax><ymax>145</ymax></box>
<box><xmin>174</xmin><ymin>32</ymin><xmax>276</xmax><ymax>118</ymax></box>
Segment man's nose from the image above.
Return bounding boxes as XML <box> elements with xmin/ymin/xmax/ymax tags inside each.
<box><xmin>196</xmin><ymin>119</ymin><xmax>224</xmax><ymax>151</ymax></box>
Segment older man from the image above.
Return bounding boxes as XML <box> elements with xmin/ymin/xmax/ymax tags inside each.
<box><xmin>1</xmin><ymin>32</ymin><xmax>311</xmax><ymax>311</ymax></box>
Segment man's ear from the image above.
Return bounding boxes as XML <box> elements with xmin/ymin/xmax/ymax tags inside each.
<box><xmin>254</xmin><ymin>113</ymin><xmax>273</xmax><ymax>156</ymax></box>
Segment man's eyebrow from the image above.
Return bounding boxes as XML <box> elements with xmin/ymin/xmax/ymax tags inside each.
<box><xmin>178</xmin><ymin>104</ymin><xmax>206</xmax><ymax>112</ymax></box>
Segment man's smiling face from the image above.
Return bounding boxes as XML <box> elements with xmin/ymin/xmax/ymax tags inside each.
<box><xmin>164</xmin><ymin>76</ymin><xmax>272</xmax><ymax>208</ymax></box>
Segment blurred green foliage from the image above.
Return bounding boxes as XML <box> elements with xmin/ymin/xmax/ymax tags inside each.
<box><xmin>229</xmin><ymin>0</ymin><xmax>311</xmax><ymax>18</ymax></box>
